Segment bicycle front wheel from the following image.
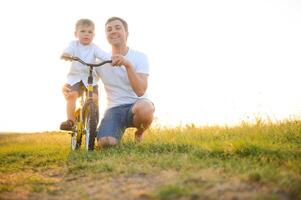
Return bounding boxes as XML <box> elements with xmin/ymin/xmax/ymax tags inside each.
<box><xmin>71</xmin><ymin>109</ymin><xmax>82</xmax><ymax>150</ymax></box>
<box><xmin>83</xmin><ymin>102</ymin><xmax>98</xmax><ymax>151</ymax></box>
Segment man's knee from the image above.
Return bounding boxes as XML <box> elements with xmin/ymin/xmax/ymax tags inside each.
<box><xmin>134</xmin><ymin>100</ymin><xmax>154</xmax><ymax>117</ymax></box>
<box><xmin>97</xmin><ymin>136</ymin><xmax>118</xmax><ymax>147</ymax></box>
<box><xmin>132</xmin><ymin>100</ymin><xmax>155</xmax><ymax>127</ymax></box>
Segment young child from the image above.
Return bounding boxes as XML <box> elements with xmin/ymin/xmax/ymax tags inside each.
<box><xmin>60</xmin><ymin>18</ymin><xmax>109</xmax><ymax>130</ymax></box>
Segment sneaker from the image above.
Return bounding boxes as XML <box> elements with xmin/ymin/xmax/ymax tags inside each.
<box><xmin>60</xmin><ymin>120</ymin><xmax>74</xmax><ymax>131</ymax></box>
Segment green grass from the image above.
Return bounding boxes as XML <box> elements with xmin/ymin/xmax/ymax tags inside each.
<box><xmin>0</xmin><ymin>120</ymin><xmax>300</xmax><ymax>199</ymax></box>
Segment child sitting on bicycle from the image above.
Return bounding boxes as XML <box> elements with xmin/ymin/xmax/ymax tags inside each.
<box><xmin>60</xmin><ymin>18</ymin><xmax>109</xmax><ymax>130</ymax></box>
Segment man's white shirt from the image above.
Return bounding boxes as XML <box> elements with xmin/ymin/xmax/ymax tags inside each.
<box><xmin>96</xmin><ymin>48</ymin><xmax>150</xmax><ymax>110</ymax></box>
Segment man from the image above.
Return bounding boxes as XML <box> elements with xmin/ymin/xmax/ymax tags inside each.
<box><xmin>63</xmin><ymin>17</ymin><xmax>154</xmax><ymax>147</ymax></box>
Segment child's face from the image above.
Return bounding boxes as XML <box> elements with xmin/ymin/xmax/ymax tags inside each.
<box><xmin>75</xmin><ymin>25</ymin><xmax>95</xmax><ymax>45</ymax></box>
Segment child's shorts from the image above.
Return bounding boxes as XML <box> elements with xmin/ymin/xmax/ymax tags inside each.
<box><xmin>68</xmin><ymin>81</ymin><xmax>98</xmax><ymax>96</ymax></box>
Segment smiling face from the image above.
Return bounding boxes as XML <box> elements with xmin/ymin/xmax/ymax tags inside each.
<box><xmin>105</xmin><ymin>19</ymin><xmax>128</xmax><ymax>47</ymax></box>
<box><xmin>75</xmin><ymin>24</ymin><xmax>95</xmax><ymax>45</ymax></box>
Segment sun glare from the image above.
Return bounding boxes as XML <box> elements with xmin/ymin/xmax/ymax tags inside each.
<box><xmin>0</xmin><ymin>0</ymin><xmax>301</xmax><ymax>132</ymax></box>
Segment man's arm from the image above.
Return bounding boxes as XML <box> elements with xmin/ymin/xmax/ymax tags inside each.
<box><xmin>111</xmin><ymin>54</ymin><xmax>148</xmax><ymax>97</ymax></box>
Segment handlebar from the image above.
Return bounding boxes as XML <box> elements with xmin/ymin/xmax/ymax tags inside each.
<box><xmin>62</xmin><ymin>55</ymin><xmax>112</xmax><ymax>67</ymax></box>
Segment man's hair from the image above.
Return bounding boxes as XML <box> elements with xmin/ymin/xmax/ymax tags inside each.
<box><xmin>75</xmin><ymin>19</ymin><xmax>95</xmax><ymax>30</ymax></box>
<box><xmin>105</xmin><ymin>17</ymin><xmax>128</xmax><ymax>33</ymax></box>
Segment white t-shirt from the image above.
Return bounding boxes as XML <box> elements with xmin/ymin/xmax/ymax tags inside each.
<box><xmin>64</xmin><ymin>40</ymin><xmax>110</xmax><ymax>87</ymax></box>
<box><xmin>96</xmin><ymin>48</ymin><xmax>150</xmax><ymax>110</ymax></box>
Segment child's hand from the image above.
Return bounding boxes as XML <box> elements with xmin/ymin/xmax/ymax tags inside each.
<box><xmin>61</xmin><ymin>53</ymin><xmax>72</xmax><ymax>61</ymax></box>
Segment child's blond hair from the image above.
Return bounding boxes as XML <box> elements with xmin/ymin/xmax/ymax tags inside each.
<box><xmin>75</xmin><ymin>19</ymin><xmax>95</xmax><ymax>30</ymax></box>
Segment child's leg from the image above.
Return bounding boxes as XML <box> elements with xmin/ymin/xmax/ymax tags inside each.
<box><xmin>60</xmin><ymin>83</ymin><xmax>82</xmax><ymax>130</ymax></box>
<box><xmin>66</xmin><ymin>90</ymin><xmax>80</xmax><ymax>122</ymax></box>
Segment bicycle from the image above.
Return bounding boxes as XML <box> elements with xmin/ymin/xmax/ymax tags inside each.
<box><xmin>61</xmin><ymin>55</ymin><xmax>112</xmax><ymax>151</ymax></box>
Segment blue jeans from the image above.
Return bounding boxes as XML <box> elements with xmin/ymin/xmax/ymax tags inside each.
<box><xmin>97</xmin><ymin>104</ymin><xmax>135</xmax><ymax>141</ymax></box>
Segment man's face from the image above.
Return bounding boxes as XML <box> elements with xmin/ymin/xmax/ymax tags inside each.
<box><xmin>75</xmin><ymin>25</ymin><xmax>95</xmax><ymax>45</ymax></box>
<box><xmin>105</xmin><ymin>20</ymin><xmax>128</xmax><ymax>46</ymax></box>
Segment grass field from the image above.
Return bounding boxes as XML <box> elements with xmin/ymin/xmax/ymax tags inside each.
<box><xmin>0</xmin><ymin>120</ymin><xmax>301</xmax><ymax>200</ymax></box>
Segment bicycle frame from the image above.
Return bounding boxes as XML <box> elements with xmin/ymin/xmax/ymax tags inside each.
<box><xmin>62</xmin><ymin>56</ymin><xmax>112</xmax><ymax>150</ymax></box>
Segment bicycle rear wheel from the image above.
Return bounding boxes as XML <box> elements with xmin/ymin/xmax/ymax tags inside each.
<box><xmin>83</xmin><ymin>102</ymin><xmax>98</xmax><ymax>151</ymax></box>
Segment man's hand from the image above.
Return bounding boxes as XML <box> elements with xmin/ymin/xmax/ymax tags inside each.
<box><xmin>62</xmin><ymin>84</ymin><xmax>71</xmax><ymax>99</ymax></box>
<box><xmin>111</xmin><ymin>54</ymin><xmax>131</xmax><ymax>68</ymax></box>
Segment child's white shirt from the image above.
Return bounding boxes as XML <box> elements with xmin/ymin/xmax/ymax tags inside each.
<box><xmin>64</xmin><ymin>40</ymin><xmax>110</xmax><ymax>87</ymax></box>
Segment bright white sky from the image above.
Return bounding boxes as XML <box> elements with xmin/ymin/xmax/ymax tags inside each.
<box><xmin>0</xmin><ymin>0</ymin><xmax>301</xmax><ymax>132</ymax></box>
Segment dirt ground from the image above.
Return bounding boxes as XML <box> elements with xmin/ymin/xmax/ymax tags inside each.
<box><xmin>0</xmin><ymin>168</ymin><xmax>291</xmax><ymax>200</ymax></box>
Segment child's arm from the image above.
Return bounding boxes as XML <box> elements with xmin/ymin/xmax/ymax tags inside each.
<box><xmin>61</xmin><ymin>41</ymin><xmax>76</xmax><ymax>60</ymax></box>
<box><xmin>94</xmin><ymin>45</ymin><xmax>111</xmax><ymax>61</ymax></box>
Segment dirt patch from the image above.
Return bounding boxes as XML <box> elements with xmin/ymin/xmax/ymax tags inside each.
<box><xmin>0</xmin><ymin>188</ymin><xmax>30</xmax><ymax>200</ymax></box>
<box><xmin>1</xmin><ymin>168</ymin><xmax>291</xmax><ymax>200</ymax></box>
<box><xmin>25</xmin><ymin>169</ymin><xmax>180</xmax><ymax>200</ymax></box>
<box><xmin>0</xmin><ymin>169</ymin><xmax>63</xmax><ymax>200</ymax></box>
